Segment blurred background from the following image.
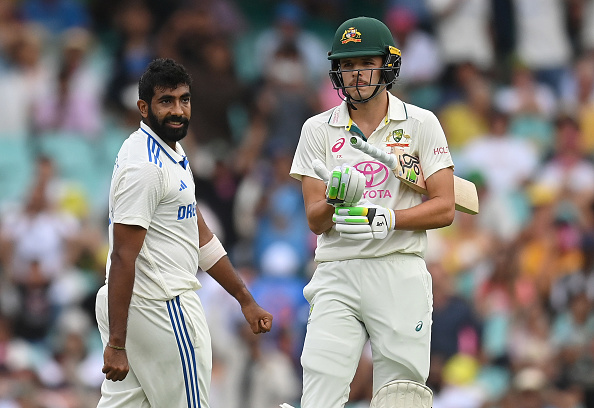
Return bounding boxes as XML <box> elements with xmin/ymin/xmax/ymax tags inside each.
<box><xmin>1</xmin><ymin>0</ymin><xmax>594</xmax><ymax>407</ymax></box>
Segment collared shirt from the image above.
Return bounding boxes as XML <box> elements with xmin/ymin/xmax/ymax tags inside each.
<box><xmin>290</xmin><ymin>92</ymin><xmax>454</xmax><ymax>261</ymax></box>
<box><xmin>106</xmin><ymin>122</ymin><xmax>200</xmax><ymax>300</ymax></box>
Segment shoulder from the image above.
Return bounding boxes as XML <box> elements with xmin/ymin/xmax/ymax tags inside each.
<box><xmin>403</xmin><ymin>102</ymin><xmax>439</xmax><ymax>124</ymax></box>
<box><xmin>304</xmin><ymin>107</ymin><xmax>337</xmax><ymax>127</ymax></box>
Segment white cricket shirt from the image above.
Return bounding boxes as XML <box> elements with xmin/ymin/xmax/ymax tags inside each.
<box><xmin>290</xmin><ymin>93</ymin><xmax>454</xmax><ymax>261</ymax></box>
<box><xmin>106</xmin><ymin>122</ymin><xmax>201</xmax><ymax>300</ymax></box>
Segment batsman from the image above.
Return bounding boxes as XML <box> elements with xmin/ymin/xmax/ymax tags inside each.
<box><xmin>288</xmin><ymin>16</ymin><xmax>456</xmax><ymax>408</ymax></box>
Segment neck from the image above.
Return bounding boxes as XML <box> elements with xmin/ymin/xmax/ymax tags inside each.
<box><xmin>348</xmin><ymin>91</ymin><xmax>389</xmax><ymax>137</ymax></box>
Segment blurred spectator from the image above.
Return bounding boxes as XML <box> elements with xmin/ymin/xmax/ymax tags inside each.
<box><xmin>33</xmin><ymin>27</ymin><xmax>104</xmax><ymax>139</ymax></box>
<box><xmin>235</xmin><ymin>321</ymin><xmax>300</xmax><ymax>408</ymax></box>
<box><xmin>437</xmin><ymin>68</ymin><xmax>491</xmax><ymax>152</ymax></box>
<box><xmin>384</xmin><ymin>5</ymin><xmax>443</xmax><ymax>110</ymax></box>
<box><xmin>0</xmin><ymin>181</ymin><xmax>80</xmax><ymax>287</ymax></box>
<box><xmin>559</xmin><ymin>54</ymin><xmax>594</xmax><ymax>157</ymax></box>
<box><xmin>426</xmin><ymin>0</ymin><xmax>494</xmax><ymax>75</ymax></box>
<box><xmin>19</xmin><ymin>0</ymin><xmax>90</xmax><ymax>36</ymax></box>
<box><xmin>430</xmin><ymin>262</ymin><xmax>483</xmax><ymax>360</ymax></box>
<box><xmin>511</xmin><ymin>0</ymin><xmax>572</xmax><ymax>95</ymax></box>
<box><xmin>536</xmin><ymin>115</ymin><xmax>594</xmax><ymax>213</ymax></box>
<box><xmin>237</xmin><ymin>40</ymin><xmax>319</xmax><ymax>171</ymax></box>
<box><xmin>0</xmin><ymin>23</ymin><xmax>49</xmax><ymax>137</ymax></box>
<box><xmin>253</xmin><ymin>1</ymin><xmax>327</xmax><ymax>86</ymax></box>
<box><xmin>433</xmin><ymin>353</ymin><xmax>487</xmax><ymax>408</ymax></box>
<box><xmin>459</xmin><ymin>110</ymin><xmax>539</xmax><ymax>195</ymax></box>
<box><xmin>494</xmin><ymin>62</ymin><xmax>559</xmax><ymax>159</ymax></box>
<box><xmin>105</xmin><ymin>0</ymin><xmax>156</xmax><ymax>115</ymax></box>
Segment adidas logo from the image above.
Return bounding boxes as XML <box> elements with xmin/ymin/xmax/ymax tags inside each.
<box><xmin>179</xmin><ymin>180</ymin><xmax>188</xmax><ymax>191</ymax></box>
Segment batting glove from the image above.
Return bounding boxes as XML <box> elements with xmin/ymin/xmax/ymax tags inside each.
<box><xmin>333</xmin><ymin>205</ymin><xmax>396</xmax><ymax>240</ymax></box>
<box><xmin>326</xmin><ymin>164</ymin><xmax>366</xmax><ymax>206</ymax></box>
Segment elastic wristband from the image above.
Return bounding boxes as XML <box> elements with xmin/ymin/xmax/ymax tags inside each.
<box><xmin>107</xmin><ymin>343</ymin><xmax>126</xmax><ymax>350</ymax></box>
<box><xmin>198</xmin><ymin>234</ymin><xmax>227</xmax><ymax>271</ymax></box>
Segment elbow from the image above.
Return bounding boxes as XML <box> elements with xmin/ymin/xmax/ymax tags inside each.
<box><xmin>443</xmin><ymin>209</ymin><xmax>455</xmax><ymax>227</ymax></box>
<box><xmin>441</xmin><ymin>205</ymin><xmax>455</xmax><ymax>227</ymax></box>
<box><xmin>308</xmin><ymin>223</ymin><xmax>326</xmax><ymax>236</ymax></box>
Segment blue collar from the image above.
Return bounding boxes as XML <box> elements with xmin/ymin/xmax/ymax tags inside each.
<box><xmin>141</xmin><ymin>127</ymin><xmax>188</xmax><ymax>169</ymax></box>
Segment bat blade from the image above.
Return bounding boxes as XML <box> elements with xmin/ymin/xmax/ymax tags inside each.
<box><xmin>349</xmin><ymin>137</ymin><xmax>479</xmax><ymax>214</ymax></box>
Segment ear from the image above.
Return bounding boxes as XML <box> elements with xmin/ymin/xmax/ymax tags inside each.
<box><xmin>137</xmin><ymin>99</ymin><xmax>149</xmax><ymax>118</ymax></box>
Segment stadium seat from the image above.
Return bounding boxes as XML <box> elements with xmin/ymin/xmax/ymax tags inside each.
<box><xmin>0</xmin><ymin>136</ymin><xmax>35</xmax><ymax>206</ymax></box>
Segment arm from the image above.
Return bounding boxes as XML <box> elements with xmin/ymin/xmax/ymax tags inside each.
<box><xmin>102</xmin><ymin>222</ymin><xmax>147</xmax><ymax>382</ymax></box>
<box><xmin>394</xmin><ymin>167</ymin><xmax>456</xmax><ymax>230</ymax></box>
<box><xmin>301</xmin><ymin>175</ymin><xmax>335</xmax><ymax>235</ymax></box>
<box><xmin>196</xmin><ymin>210</ymin><xmax>272</xmax><ymax>334</ymax></box>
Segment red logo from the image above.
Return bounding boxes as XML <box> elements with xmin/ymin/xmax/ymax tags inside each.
<box><xmin>332</xmin><ymin>138</ymin><xmax>346</xmax><ymax>153</ymax></box>
<box><xmin>434</xmin><ymin>146</ymin><xmax>449</xmax><ymax>155</ymax></box>
<box><xmin>354</xmin><ymin>161</ymin><xmax>389</xmax><ymax>187</ymax></box>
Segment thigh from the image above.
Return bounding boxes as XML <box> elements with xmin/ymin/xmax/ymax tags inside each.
<box><xmin>360</xmin><ymin>256</ymin><xmax>433</xmax><ymax>390</ymax></box>
<box><xmin>127</xmin><ymin>292</ymin><xmax>212</xmax><ymax>408</ymax></box>
<box><xmin>96</xmin><ymin>287</ymin><xmax>212</xmax><ymax>408</ymax></box>
<box><xmin>301</xmin><ymin>262</ymin><xmax>368</xmax><ymax>408</ymax></box>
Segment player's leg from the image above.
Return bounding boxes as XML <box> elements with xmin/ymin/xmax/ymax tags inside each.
<box><xmin>361</xmin><ymin>254</ymin><xmax>433</xmax><ymax>392</ymax></box>
<box><xmin>126</xmin><ymin>291</ymin><xmax>212</xmax><ymax>408</ymax></box>
<box><xmin>300</xmin><ymin>260</ymin><xmax>369</xmax><ymax>408</ymax></box>
<box><xmin>95</xmin><ymin>285</ymin><xmax>212</xmax><ymax>408</ymax></box>
<box><xmin>95</xmin><ymin>285</ymin><xmax>151</xmax><ymax>408</ymax></box>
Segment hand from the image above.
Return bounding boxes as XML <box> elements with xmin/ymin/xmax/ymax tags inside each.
<box><xmin>332</xmin><ymin>205</ymin><xmax>396</xmax><ymax>240</ymax></box>
<box><xmin>241</xmin><ymin>301</ymin><xmax>273</xmax><ymax>334</ymax></box>
<box><xmin>102</xmin><ymin>345</ymin><xmax>129</xmax><ymax>381</ymax></box>
<box><xmin>313</xmin><ymin>159</ymin><xmax>365</xmax><ymax>206</ymax></box>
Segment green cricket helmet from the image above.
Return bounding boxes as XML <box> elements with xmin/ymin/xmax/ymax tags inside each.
<box><xmin>328</xmin><ymin>17</ymin><xmax>401</xmax><ymax>105</ymax></box>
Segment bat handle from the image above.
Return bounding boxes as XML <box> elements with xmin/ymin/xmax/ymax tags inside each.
<box><xmin>349</xmin><ymin>136</ymin><xmax>398</xmax><ymax>169</ymax></box>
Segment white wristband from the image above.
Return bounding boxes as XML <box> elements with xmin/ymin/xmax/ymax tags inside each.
<box><xmin>198</xmin><ymin>234</ymin><xmax>227</xmax><ymax>271</ymax></box>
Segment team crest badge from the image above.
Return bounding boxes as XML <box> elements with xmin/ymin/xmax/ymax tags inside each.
<box><xmin>386</xmin><ymin>129</ymin><xmax>411</xmax><ymax>147</ymax></box>
<box><xmin>341</xmin><ymin>27</ymin><xmax>362</xmax><ymax>44</ymax></box>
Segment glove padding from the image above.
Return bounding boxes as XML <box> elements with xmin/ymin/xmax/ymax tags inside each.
<box><xmin>325</xmin><ymin>163</ymin><xmax>366</xmax><ymax>206</ymax></box>
<box><xmin>333</xmin><ymin>205</ymin><xmax>396</xmax><ymax>240</ymax></box>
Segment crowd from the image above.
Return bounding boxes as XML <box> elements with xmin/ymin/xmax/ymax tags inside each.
<box><xmin>1</xmin><ymin>0</ymin><xmax>594</xmax><ymax>407</ymax></box>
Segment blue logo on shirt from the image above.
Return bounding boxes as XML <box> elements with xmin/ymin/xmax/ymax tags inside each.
<box><xmin>179</xmin><ymin>180</ymin><xmax>188</xmax><ymax>191</ymax></box>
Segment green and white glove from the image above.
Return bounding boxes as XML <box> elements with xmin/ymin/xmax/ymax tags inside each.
<box><xmin>324</xmin><ymin>163</ymin><xmax>366</xmax><ymax>206</ymax></box>
<box><xmin>333</xmin><ymin>205</ymin><xmax>396</xmax><ymax>240</ymax></box>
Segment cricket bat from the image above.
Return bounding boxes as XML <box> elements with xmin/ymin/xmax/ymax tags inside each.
<box><xmin>349</xmin><ymin>137</ymin><xmax>479</xmax><ymax>214</ymax></box>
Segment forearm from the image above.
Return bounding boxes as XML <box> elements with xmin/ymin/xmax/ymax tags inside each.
<box><xmin>394</xmin><ymin>196</ymin><xmax>455</xmax><ymax>230</ymax></box>
<box><xmin>205</xmin><ymin>256</ymin><xmax>254</xmax><ymax>306</ymax></box>
<box><xmin>305</xmin><ymin>199</ymin><xmax>336</xmax><ymax>235</ymax></box>
<box><xmin>107</xmin><ymin>256</ymin><xmax>135</xmax><ymax>347</ymax></box>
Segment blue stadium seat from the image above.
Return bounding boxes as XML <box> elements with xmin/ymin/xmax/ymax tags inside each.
<box><xmin>0</xmin><ymin>136</ymin><xmax>35</xmax><ymax>206</ymax></box>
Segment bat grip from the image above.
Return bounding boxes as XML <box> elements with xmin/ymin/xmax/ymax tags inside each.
<box><xmin>349</xmin><ymin>136</ymin><xmax>397</xmax><ymax>169</ymax></box>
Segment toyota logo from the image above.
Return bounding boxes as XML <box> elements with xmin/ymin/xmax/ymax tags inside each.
<box><xmin>354</xmin><ymin>161</ymin><xmax>389</xmax><ymax>187</ymax></box>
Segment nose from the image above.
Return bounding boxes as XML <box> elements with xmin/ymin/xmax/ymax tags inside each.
<box><xmin>171</xmin><ymin>100</ymin><xmax>184</xmax><ymax>116</ymax></box>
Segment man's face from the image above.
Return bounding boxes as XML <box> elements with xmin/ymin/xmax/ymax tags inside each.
<box><xmin>144</xmin><ymin>84</ymin><xmax>191</xmax><ymax>143</ymax></box>
<box><xmin>339</xmin><ymin>56</ymin><xmax>383</xmax><ymax>101</ymax></box>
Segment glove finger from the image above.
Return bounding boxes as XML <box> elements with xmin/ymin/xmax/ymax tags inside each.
<box><xmin>340</xmin><ymin>231</ymin><xmax>374</xmax><ymax>240</ymax></box>
<box><xmin>338</xmin><ymin>167</ymin><xmax>351</xmax><ymax>201</ymax></box>
<box><xmin>329</xmin><ymin>168</ymin><xmax>344</xmax><ymax>200</ymax></box>
<box><xmin>335</xmin><ymin>207</ymin><xmax>369</xmax><ymax>216</ymax></box>
<box><xmin>344</xmin><ymin>171</ymin><xmax>365</xmax><ymax>204</ymax></box>
<box><xmin>335</xmin><ymin>224</ymin><xmax>371</xmax><ymax>233</ymax></box>
<box><xmin>333</xmin><ymin>214</ymin><xmax>368</xmax><ymax>224</ymax></box>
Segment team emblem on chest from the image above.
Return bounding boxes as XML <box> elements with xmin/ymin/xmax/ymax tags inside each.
<box><xmin>386</xmin><ymin>129</ymin><xmax>411</xmax><ymax>148</ymax></box>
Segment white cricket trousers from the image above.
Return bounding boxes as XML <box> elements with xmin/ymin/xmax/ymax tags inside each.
<box><xmin>300</xmin><ymin>253</ymin><xmax>433</xmax><ymax>408</ymax></box>
<box><xmin>95</xmin><ymin>285</ymin><xmax>212</xmax><ymax>408</ymax></box>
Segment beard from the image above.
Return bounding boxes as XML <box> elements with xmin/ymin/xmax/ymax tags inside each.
<box><xmin>147</xmin><ymin>107</ymin><xmax>189</xmax><ymax>143</ymax></box>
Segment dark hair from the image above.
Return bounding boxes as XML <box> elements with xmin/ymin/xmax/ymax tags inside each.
<box><xmin>138</xmin><ymin>58</ymin><xmax>192</xmax><ymax>103</ymax></box>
